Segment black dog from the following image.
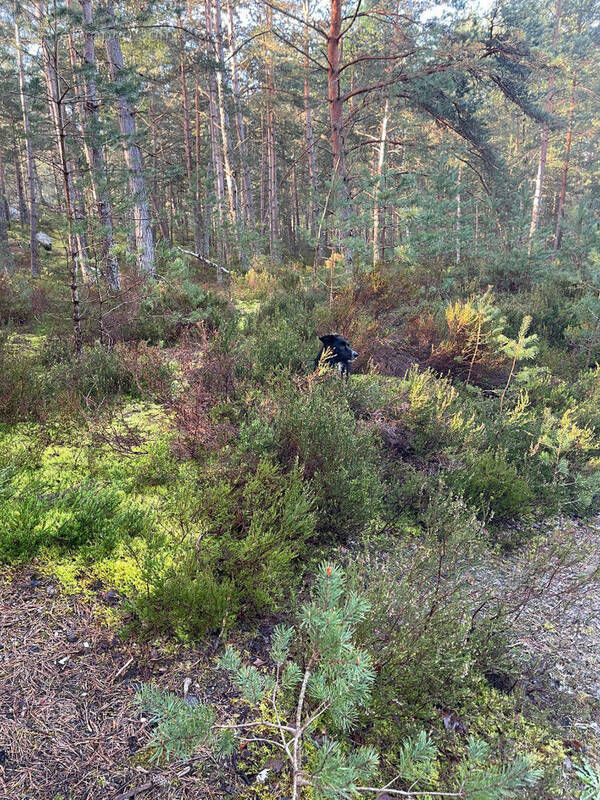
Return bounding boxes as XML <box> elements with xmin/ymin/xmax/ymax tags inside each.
<box><xmin>314</xmin><ymin>334</ymin><xmax>358</xmax><ymax>377</ymax></box>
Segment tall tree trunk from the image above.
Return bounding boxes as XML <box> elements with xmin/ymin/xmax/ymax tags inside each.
<box><xmin>303</xmin><ymin>0</ymin><xmax>318</xmax><ymax>239</ymax></box>
<box><xmin>205</xmin><ymin>0</ymin><xmax>226</xmax><ymax>271</ymax></box>
<box><xmin>40</xmin><ymin>12</ymin><xmax>82</xmax><ymax>353</ymax></box>
<box><xmin>528</xmin><ymin>0</ymin><xmax>561</xmax><ymax>253</ymax></box>
<box><xmin>327</xmin><ymin>0</ymin><xmax>352</xmax><ymax>258</ymax></box>
<box><xmin>553</xmin><ymin>77</ymin><xmax>575</xmax><ymax>252</ymax></box>
<box><xmin>0</xmin><ymin>150</ymin><xmax>9</xmax><ymax>226</ymax></box>
<box><xmin>14</xmin><ymin>7</ymin><xmax>39</xmax><ymax>277</ymax></box>
<box><xmin>225</xmin><ymin>0</ymin><xmax>254</xmax><ymax>227</ymax></box>
<box><xmin>103</xmin><ymin>0</ymin><xmax>155</xmax><ymax>277</ymax></box>
<box><xmin>456</xmin><ymin>163</ymin><xmax>462</xmax><ymax>264</ymax></box>
<box><xmin>39</xmin><ymin>0</ymin><xmax>93</xmax><ymax>286</ymax></box>
<box><xmin>13</xmin><ymin>143</ymin><xmax>27</xmax><ymax>230</ymax></box>
<box><xmin>213</xmin><ymin>0</ymin><xmax>237</xmax><ymax>231</ymax></box>
<box><xmin>73</xmin><ymin>0</ymin><xmax>120</xmax><ymax>289</ymax></box>
<box><xmin>265</xmin><ymin>4</ymin><xmax>279</xmax><ymax>257</ymax></box>
<box><xmin>372</xmin><ymin>97</ymin><xmax>389</xmax><ymax>267</ymax></box>
<box><xmin>0</xmin><ymin>150</ymin><xmax>12</xmax><ymax>274</ymax></box>
<box><xmin>178</xmin><ymin>14</ymin><xmax>203</xmax><ymax>254</ymax></box>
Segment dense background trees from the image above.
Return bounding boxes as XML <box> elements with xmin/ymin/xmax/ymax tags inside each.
<box><xmin>1</xmin><ymin>0</ymin><xmax>598</xmax><ymax>290</ymax></box>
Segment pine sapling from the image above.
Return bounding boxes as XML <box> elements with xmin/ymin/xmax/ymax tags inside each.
<box><xmin>498</xmin><ymin>315</ymin><xmax>538</xmax><ymax>412</ymax></box>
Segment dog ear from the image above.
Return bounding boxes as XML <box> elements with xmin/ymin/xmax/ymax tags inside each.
<box><xmin>319</xmin><ymin>334</ymin><xmax>335</xmax><ymax>345</ymax></box>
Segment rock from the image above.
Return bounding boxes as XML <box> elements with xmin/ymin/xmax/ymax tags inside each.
<box><xmin>35</xmin><ymin>231</ymin><xmax>52</xmax><ymax>251</ymax></box>
<box><xmin>65</xmin><ymin>629</ymin><xmax>78</xmax><ymax>643</ymax></box>
<box><xmin>8</xmin><ymin>206</ymin><xmax>19</xmax><ymax>221</ymax></box>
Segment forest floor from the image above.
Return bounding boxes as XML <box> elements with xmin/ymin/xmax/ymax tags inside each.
<box><xmin>1</xmin><ymin>518</ymin><xmax>599</xmax><ymax>800</ymax></box>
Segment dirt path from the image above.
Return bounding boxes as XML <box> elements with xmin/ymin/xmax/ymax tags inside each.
<box><xmin>0</xmin><ymin>571</ymin><xmax>246</xmax><ymax>800</ymax></box>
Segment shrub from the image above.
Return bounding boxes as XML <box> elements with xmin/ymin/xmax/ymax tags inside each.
<box><xmin>130</xmin><ymin>457</ymin><xmax>315</xmax><ymax>638</ymax></box>
<box><xmin>0</xmin><ymin>480</ymin><xmax>149</xmax><ymax>562</ymax></box>
<box><xmin>274</xmin><ymin>376</ymin><xmax>384</xmax><ymax>541</ymax></box>
<box><xmin>448</xmin><ymin>448</ymin><xmax>533</xmax><ymax>524</ymax></box>
<box><xmin>128</xmin><ymin>280</ymin><xmax>231</xmax><ymax>345</ymax></box>
<box><xmin>138</xmin><ymin>563</ymin><xmax>542</xmax><ymax>800</ymax></box>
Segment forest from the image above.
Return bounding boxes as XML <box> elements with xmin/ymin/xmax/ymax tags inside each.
<box><xmin>1</xmin><ymin>0</ymin><xmax>600</xmax><ymax>797</ymax></box>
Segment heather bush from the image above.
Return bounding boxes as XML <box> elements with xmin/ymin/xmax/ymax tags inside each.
<box><xmin>274</xmin><ymin>376</ymin><xmax>384</xmax><ymax>541</ymax></box>
<box><xmin>129</xmin><ymin>456</ymin><xmax>315</xmax><ymax>638</ymax></box>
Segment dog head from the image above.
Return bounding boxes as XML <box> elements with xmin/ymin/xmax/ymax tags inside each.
<box><xmin>318</xmin><ymin>334</ymin><xmax>358</xmax><ymax>367</ymax></box>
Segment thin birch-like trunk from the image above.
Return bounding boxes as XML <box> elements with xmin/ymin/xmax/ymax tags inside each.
<box><xmin>372</xmin><ymin>97</ymin><xmax>389</xmax><ymax>266</ymax></box>
<box><xmin>104</xmin><ymin>0</ymin><xmax>155</xmax><ymax>277</ymax></box>
<box><xmin>225</xmin><ymin>0</ymin><xmax>254</xmax><ymax>226</ymax></box>
<box><xmin>14</xmin><ymin>7</ymin><xmax>39</xmax><ymax>277</ymax></box>
<box><xmin>205</xmin><ymin>0</ymin><xmax>226</xmax><ymax>271</ymax></box>
<box><xmin>177</xmin><ymin>15</ymin><xmax>203</xmax><ymax>253</ymax></box>
<box><xmin>0</xmin><ymin>150</ymin><xmax>12</xmax><ymax>274</ymax></box>
<box><xmin>213</xmin><ymin>0</ymin><xmax>237</xmax><ymax>227</ymax></box>
<box><xmin>303</xmin><ymin>0</ymin><xmax>318</xmax><ymax>239</ymax></box>
<box><xmin>553</xmin><ymin>77</ymin><xmax>575</xmax><ymax>252</ymax></box>
<box><xmin>75</xmin><ymin>0</ymin><xmax>120</xmax><ymax>288</ymax></box>
<box><xmin>13</xmin><ymin>144</ymin><xmax>27</xmax><ymax>230</ymax></box>
<box><xmin>40</xmin><ymin>12</ymin><xmax>82</xmax><ymax>353</ymax></box>
<box><xmin>265</xmin><ymin>4</ymin><xmax>279</xmax><ymax>257</ymax></box>
<box><xmin>528</xmin><ymin>0</ymin><xmax>561</xmax><ymax>253</ymax></box>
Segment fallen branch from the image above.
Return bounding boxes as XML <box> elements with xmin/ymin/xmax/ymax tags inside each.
<box><xmin>177</xmin><ymin>246</ymin><xmax>230</xmax><ymax>274</ymax></box>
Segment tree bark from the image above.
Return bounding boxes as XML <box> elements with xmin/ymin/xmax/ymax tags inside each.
<box><xmin>40</xmin><ymin>0</ymin><xmax>93</xmax><ymax>286</ymax></box>
<box><xmin>265</xmin><ymin>4</ymin><xmax>279</xmax><ymax>257</ymax></box>
<box><xmin>204</xmin><ymin>0</ymin><xmax>226</xmax><ymax>272</ymax></box>
<box><xmin>178</xmin><ymin>14</ymin><xmax>203</xmax><ymax>254</ymax></box>
<box><xmin>0</xmin><ymin>150</ymin><xmax>12</xmax><ymax>274</ymax></box>
<box><xmin>225</xmin><ymin>0</ymin><xmax>254</xmax><ymax>227</ymax></box>
<box><xmin>14</xmin><ymin>6</ymin><xmax>39</xmax><ymax>277</ymax></box>
<box><xmin>213</xmin><ymin>0</ymin><xmax>238</xmax><ymax>230</ymax></box>
<box><xmin>73</xmin><ymin>0</ymin><xmax>120</xmax><ymax>289</ymax></box>
<box><xmin>372</xmin><ymin>97</ymin><xmax>389</xmax><ymax>266</ymax></box>
<box><xmin>103</xmin><ymin>0</ymin><xmax>155</xmax><ymax>277</ymax></box>
<box><xmin>327</xmin><ymin>0</ymin><xmax>352</xmax><ymax>258</ymax></box>
<box><xmin>528</xmin><ymin>0</ymin><xmax>561</xmax><ymax>253</ymax></box>
<box><xmin>13</xmin><ymin>143</ymin><xmax>27</xmax><ymax>230</ymax></box>
<box><xmin>39</xmin><ymin>10</ymin><xmax>82</xmax><ymax>353</ymax></box>
<box><xmin>303</xmin><ymin>0</ymin><xmax>318</xmax><ymax>239</ymax></box>
<box><xmin>553</xmin><ymin>77</ymin><xmax>575</xmax><ymax>252</ymax></box>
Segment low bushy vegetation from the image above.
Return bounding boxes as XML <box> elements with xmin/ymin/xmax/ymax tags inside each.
<box><xmin>2</xmin><ymin>262</ymin><xmax>599</xmax><ymax>798</ymax></box>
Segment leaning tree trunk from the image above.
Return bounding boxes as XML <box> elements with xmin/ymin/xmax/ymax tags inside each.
<box><xmin>38</xmin><ymin>1</ymin><xmax>93</xmax><ymax>286</ymax></box>
<box><xmin>14</xmin><ymin>7</ymin><xmax>39</xmax><ymax>277</ymax></box>
<box><xmin>553</xmin><ymin>76</ymin><xmax>575</xmax><ymax>252</ymax></box>
<box><xmin>103</xmin><ymin>0</ymin><xmax>155</xmax><ymax>277</ymax></box>
<box><xmin>528</xmin><ymin>0</ymin><xmax>561</xmax><ymax>254</ymax></box>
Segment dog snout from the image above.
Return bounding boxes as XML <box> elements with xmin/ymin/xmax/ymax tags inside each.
<box><xmin>351</xmin><ymin>350</ymin><xmax>358</xmax><ymax>360</ymax></box>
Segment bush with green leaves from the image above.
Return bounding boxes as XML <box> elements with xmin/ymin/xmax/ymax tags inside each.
<box><xmin>242</xmin><ymin>289</ymin><xmax>320</xmax><ymax>381</ymax></box>
<box><xmin>129</xmin><ymin>456</ymin><xmax>315</xmax><ymax>638</ymax></box>
<box><xmin>138</xmin><ymin>563</ymin><xmax>542</xmax><ymax>799</ymax></box>
<box><xmin>128</xmin><ymin>279</ymin><xmax>231</xmax><ymax>345</ymax></box>
<box><xmin>274</xmin><ymin>376</ymin><xmax>384</xmax><ymax>541</ymax></box>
